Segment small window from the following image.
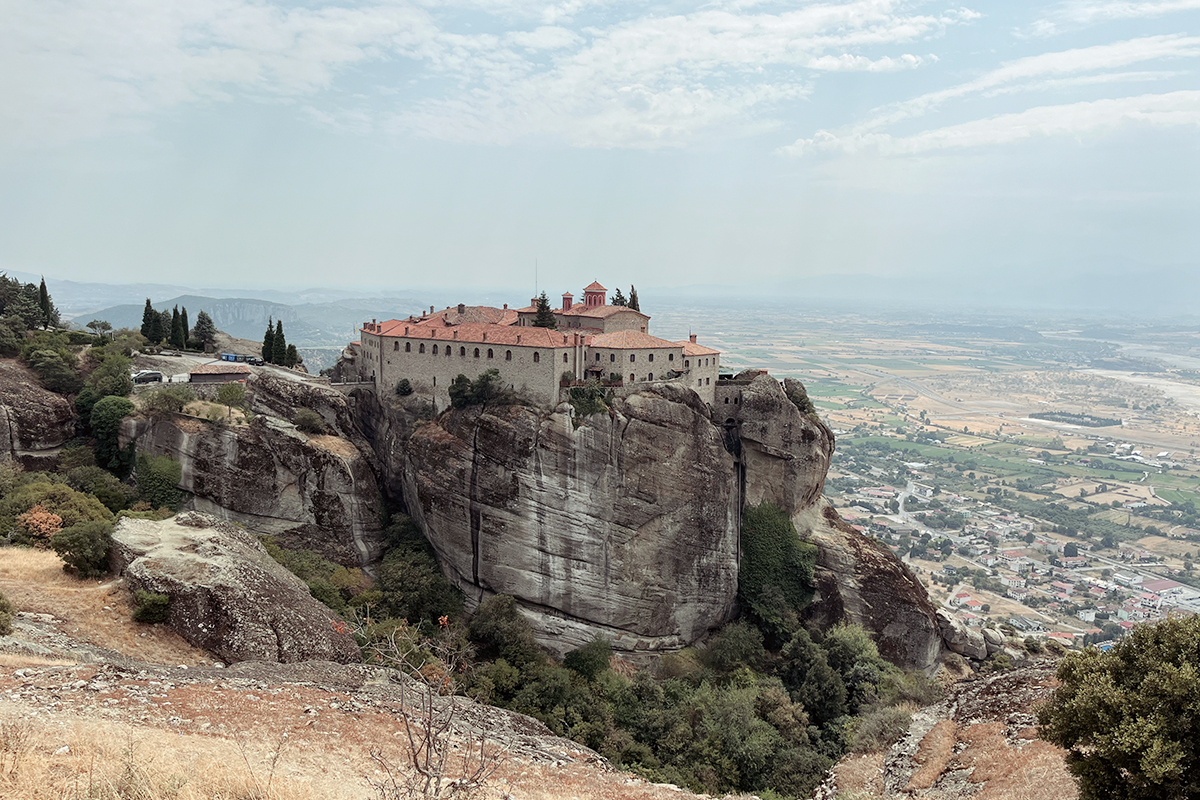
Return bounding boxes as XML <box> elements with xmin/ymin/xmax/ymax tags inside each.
<box><xmin>433</xmin><ymin>376</ymin><xmax>436</xmax><ymax>386</ymax></box>
<box><xmin>706</xmin><ymin>377</ymin><xmax>711</xmax><ymax>385</ymax></box>
<box><xmin>474</xmin><ymin>348</ymin><xmax>480</xmax><ymax>358</ymax></box>
<box><xmin>432</xmin><ymin>344</ymin><xmax>438</xmax><ymax>355</ymax></box>
<box><xmin>595</xmin><ymin>353</ymin><xmax>600</xmax><ymax>361</ymax></box>
<box><xmin>533</xmin><ymin>352</ymin><xmax>540</xmax><ymax>363</ymax></box>
<box><xmin>648</xmin><ymin>354</ymin><xmax>654</xmax><ymax>362</ymax></box>
<box><xmin>487</xmin><ymin>348</ymin><xmax>494</xmax><ymax>359</ymax></box>
<box><xmin>446</xmin><ymin>347</ymin><xmax>451</xmax><ymax>357</ymax></box>
<box><xmin>419</xmin><ymin>343</ymin><xmax>425</xmax><ymax>354</ymax></box>
<box><xmin>405</xmin><ymin>342</ymin><xmax>411</xmax><ymax>352</ymax></box>
<box><xmin>506</xmin><ymin>350</ymin><xmax>512</xmax><ymax>361</ymax></box>
<box><xmin>630</xmin><ymin>354</ymin><xmax>636</xmax><ymax>363</ymax></box>
<box><xmin>724</xmin><ymin>397</ymin><xmax>729</xmax><ymax>404</ymax></box>
<box><xmin>393</xmin><ymin>342</ymin><xmax>398</xmax><ymax>351</ymax></box>
<box><xmin>684</xmin><ymin>360</ymin><xmax>690</xmax><ymax>368</ymax></box>
<box><xmin>734</xmin><ymin>395</ymin><xmax>740</xmax><ymax>404</ymax></box>
<box><xmin>668</xmin><ymin>353</ymin><xmax>674</xmax><ymax>361</ymax></box>
<box><xmin>460</xmin><ymin>346</ymin><xmax>466</xmax><ymax>356</ymax></box>
<box><xmin>563</xmin><ymin>353</ymin><xmax>568</xmax><ymax>363</ymax></box>
<box><xmin>610</xmin><ymin>353</ymin><xmax>615</xmax><ymax>362</ymax></box>
<box><xmin>697</xmin><ymin>379</ymin><xmax>702</xmax><ymax>386</ymax></box>
<box><xmin>629</xmin><ymin>373</ymin><xmax>635</xmax><ymax>382</ymax></box>
<box><xmin>648</xmin><ymin>373</ymin><xmax>653</xmax><ymax>381</ymax></box>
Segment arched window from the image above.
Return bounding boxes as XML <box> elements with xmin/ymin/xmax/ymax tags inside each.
<box><xmin>487</xmin><ymin>348</ymin><xmax>493</xmax><ymax>359</ymax></box>
<box><xmin>459</xmin><ymin>346</ymin><xmax>466</xmax><ymax>356</ymax></box>
<box><xmin>628</xmin><ymin>373</ymin><xmax>635</xmax><ymax>382</ymax></box>
<box><xmin>684</xmin><ymin>360</ymin><xmax>690</xmax><ymax>368</ymax></box>
<box><xmin>648</xmin><ymin>373</ymin><xmax>654</xmax><ymax>381</ymax></box>
<box><xmin>405</xmin><ymin>342</ymin><xmax>411</xmax><ymax>352</ymax></box>
<box><xmin>668</xmin><ymin>353</ymin><xmax>674</xmax><ymax>361</ymax></box>
<box><xmin>432</xmin><ymin>344</ymin><xmax>438</xmax><ymax>355</ymax></box>
<box><xmin>609</xmin><ymin>353</ymin><xmax>615</xmax><ymax>362</ymax></box>
<box><xmin>724</xmin><ymin>397</ymin><xmax>729</xmax><ymax>404</ymax></box>
<box><xmin>505</xmin><ymin>350</ymin><xmax>512</xmax><ymax>361</ymax></box>
<box><xmin>445</xmin><ymin>347</ymin><xmax>451</xmax><ymax>357</ymax></box>
<box><xmin>630</xmin><ymin>354</ymin><xmax>636</xmax><ymax>363</ymax></box>
<box><xmin>648</xmin><ymin>354</ymin><xmax>654</xmax><ymax>362</ymax></box>
<box><xmin>533</xmin><ymin>352</ymin><xmax>540</xmax><ymax>363</ymax></box>
<box><xmin>419</xmin><ymin>343</ymin><xmax>425</xmax><ymax>354</ymax></box>
<box><xmin>474</xmin><ymin>348</ymin><xmax>480</xmax><ymax>358</ymax></box>
<box><xmin>563</xmin><ymin>353</ymin><xmax>568</xmax><ymax>363</ymax></box>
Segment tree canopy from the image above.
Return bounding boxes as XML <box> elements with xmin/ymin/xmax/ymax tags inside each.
<box><xmin>192</xmin><ymin>310</ymin><xmax>217</xmax><ymax>347</ymax></box>
<box><xmin>1038</xmin><ymin>615</ymin><xmax>1200</xmax><ymax>800</ymax></box>
<box><xmin>532</xmin><ymin>292</ymin><xmax>557</xmax><ymax>328</ymax></box>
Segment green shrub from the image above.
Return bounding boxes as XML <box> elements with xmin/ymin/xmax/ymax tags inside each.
<box><xmin>90</xmin><ymin>395</ymin><xmax>134</xmax><ymax>470</ymax></box>
<box><xmin>0</xmin><ymin>480</ymin><xmax>114</xmax><ymax>539</ymax></box>
<box><xmin>134</xmin><ymin>455</ymin><xmax>182</xmax><ymax>510</ymax></box>
<box><xmin>468</xmin><ymin>595</ymin><xmax>541</xmax><ymax>668</ymax></box>
<box><xmin>849</xmin><ymin>705</ymin><xmax>912</xmax><ymax>752</ymax></box>
<box><xmin>50</xmin><ymin>520</ymin><xmax>113</xmax><ymax>579</ymax></box>
<box><xmin>564</xmin><ymin>638</ymin><xmax>612</xmax><ymax>681</ymax></box>
<box><xmin>448</xmin><ymin>369</ymin><xmax>516</xmax><ymax>409</ymax></box>
<box><xmin>0</xmin><ymin>591</ymin><xmax>13</xmax><ymax>636</ymax></box>
<box><xmin>568</xmin><ymin>380</ymin><xmax>610</xmax><ymax>420</ymax></box>
<box><xmin>132</xmin><ymin>589</ymin><xmax>170</xmax><ymax>623</ymax></box>
<box><xmin>395</xmin><ymin>379</ymin><xmax>413</xmax><ymax>397</ymax></box>
<box><xmin>141</xmin><ymin>385</ymin><xmax>195</xmax><ymax>418</ymax></box>
<box><xmin>739</xmin><ymin>503</ymin><xmax>816</xmax><ymax>643</ymax></box>
<box><xmin>293</xmin><ymin>408</ymin><xmax>324</xmax><ymax>434</ymax></box>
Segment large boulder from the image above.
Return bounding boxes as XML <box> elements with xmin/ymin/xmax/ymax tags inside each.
<box><xmin>936</xmin><ymin>608</ymin><xmax>988</xmax><ymax>661</ymax></box>
<box><xmin>0</xmin><ymin>359</ymin><xmax>75</xmax><ymax>467</ymax></box>
<box><xmin>111</xmin><ymin>512</ymin><xmax>360</xmax><ymax>665</ymax></box>
<box><xmin>401</xmin><ymin>385</ymin><xmax>740</xmax><ymax>657</ymax></box>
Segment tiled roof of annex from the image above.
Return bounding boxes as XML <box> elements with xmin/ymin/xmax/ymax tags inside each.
<box><xmin>363</xmin><ymin>320</ymin><xmax>578</xmax><ymax>348</ymax></box>
<box><xmin>558</xmin><ymin>304</ymin><xmax>648</xmax><ymax>319</ymax></box>
<box><xmin>586</xmin><ymin>330</ymin><xmax>680</xmax><ymax>350</ymax></box>
<box><xmin>407</xmin><ymin>305</ymin><xmax>519</xmax><ymax>327</ymax></box>
<box><xmin>190</xmin><ymin>362</ymin><xmax>251</xmax><ymax>375</ymax></box>
<box><xmin>680</xmin><ymin>341</ymin><xmax>720</xmax><ymax>356</ymax></box>
<box><xmin>583</xmin><ymin>281</ymin><xmax>606</xmax><ymax>292</ymax></box>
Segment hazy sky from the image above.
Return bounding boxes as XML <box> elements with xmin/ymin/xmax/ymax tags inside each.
<box><xmin>3</xmin><ymin>0</ymin><xmax>1198</xmax><ymax>294</ymax></box>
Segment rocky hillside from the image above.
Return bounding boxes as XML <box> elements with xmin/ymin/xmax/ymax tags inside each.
<box><xmin>0</xmin><ymin>359</ymin><xmax>75</xmax><ymax>467</ymax></box>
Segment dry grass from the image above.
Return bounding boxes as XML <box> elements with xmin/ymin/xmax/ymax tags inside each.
<box><xmin>905</xmin><ymin>720</ymin><xmax>957</xmax><ymax>792</ymax></box>
<box><xmin>952</xmin><ymin>722</ymin><xmax>1077</xmax><ymax>800</ymax></box>
<box><xmin>0</xmin><ymin>548</ymin><xmax>210</xmax><ymax>665</ymax></box>
<box><xmin>832</xmin><ymin>752</ymin><xmax>886</xmax><ymax>795</ymax></box>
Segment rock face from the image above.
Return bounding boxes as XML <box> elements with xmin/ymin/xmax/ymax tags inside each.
<box><xmin>400</xmin><ymin>385</ymin><xmax>740</xmax><ymax>657</ymax></box>
<box><xmin>935</xmin><ymin>609</ymin><xmax>988</xmax><ymax>661</ymax></box>
<box><xmin>121</xmin><ymin>394</ymin><xmax>383</xmax><ymax>567</ymax></box>
<box><xmin>111</xmin><ymin>511</ymin><xmax>360</xmax><ymax>664</ymax></box>
<box><xmin>0</xmin><ymin>360</ymin><xmax>76</xmax><ymax>466</ymax></box>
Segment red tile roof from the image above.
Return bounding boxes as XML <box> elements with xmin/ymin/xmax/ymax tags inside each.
<box><xmin>678</xmin><ymin>340</ymin><xmax>720</xmax><ymax>356</ymax></box>
<box><xmin>190</xmin><ymin>363</ymin><xmax>251</xmax><ymax>375</ymax></box>
<box><xmin>557</xmin><ymin>304</ymin><xmax>647</xmax><ymax>320</ymax></box>
<box><xmin>587</xmin><ymin>330</ymin><xmax>680</xmax><ymax>350</ymax></box>
<box><xmin>583</xmin><ymin>281</ymin><xmax>606</xmax><ymax>292</ymax></box>
<box><xmin>363</xmin><ymin>321</ymin><xmax>576</xmax><ymax>348</ymax></box>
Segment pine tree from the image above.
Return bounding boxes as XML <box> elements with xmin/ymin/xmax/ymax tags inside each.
<box><xmin>285</xmin><ymin>344</ymin><xmax>299</xmax><ymax>368</ymax></box>
<box><xmin>193</xmin><ymin>310</ymin><xmax>217</xmax><ymax>348</ymax></box>
<box><xmin>170</xmin><ymin>306</ymin><xmax>185</xmax><ymax>349</ymax></box>
<box><xmin>628</xmin><ymin>285</ymin><xmax>640</xmax><ymax>312</ymax></box>
<box><xmin>140</xmin><ymin>299</ymin><xmax>156</xmax><ymax>340</ymax></box>
<box><xmin>37</xmin><ymin>278</ymin><xmax>51</xmax><ymax>328</ymax></box>
<box><xmin>272</xmin><ymin>320</ymin><xmax>287</xmax><ymax>365</ymax></box>
<box><xmin>533</xmin><ymin>292</ymin><xmax>557</xmax><ymax>328</ymax></box>
<box><xmin>180</xmin><ymin>307</ymin><xmax>189</xmax><ymax>346</ymax></box>
<box><xmin>262</xmin><ymin>318</ymin><xmax>275</xmax><ymax>363</ymax></box>
<box><xmin>611</xmin><ymin>287</ymin><xmax>627</xmax><ymax>307</ymax></box>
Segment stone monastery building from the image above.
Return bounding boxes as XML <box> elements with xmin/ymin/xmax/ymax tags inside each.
<box><xmin>351</xmin><ymin>282</ymin><xmax>721</xmax><ymax>409</ymax></box>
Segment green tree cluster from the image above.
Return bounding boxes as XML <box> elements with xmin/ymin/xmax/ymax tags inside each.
<box><xmin>532</xmin><ymin>292</ymin><xmax>557</xmax><ymax>328</ymax></box>
<box><xmin>135</xmin><ymin>454</ymin><xmax>183</xmax><ymax>510</ymax></box>
<box><xmin>1039</xmin><ymin>615</ymin><xmax>1200</xmax><ymax>800</ymax></box>
<box><xmin>448</xmin><ymin>369</ymin><xmax>517</xmax><ymax>409</ymax></box>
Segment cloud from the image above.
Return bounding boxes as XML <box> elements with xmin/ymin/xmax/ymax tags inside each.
<box><xmin>1</xmin><ymin>0</ymin><xmax>974</xmax><ymax>150</ymax></box>
<box><xmin>781</xmin><ymin>34</ymin><xmax>1200</xmax><ymax>156</ymax></box>
<box><xmin>1029</xmin><ymin>0</ymin><xmax>1200</xmax><ymax>37</ymax></box>
<box><xmin>782</xmin><ymin>90</ymin><xmax>1200</xmax><ymax>155</ymax></box>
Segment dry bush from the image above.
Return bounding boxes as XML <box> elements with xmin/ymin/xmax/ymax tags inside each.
<box><xmin>953</xmin><ymin>722</ymin><xmax>1077</xmax><ymax>800</ymax></box>
<box><xmin>831</xmin><ymin>752</ymin><xmax>886</xmax><ymax>795</ymax></box>
<box><xmin>905</xmin><ymin>720</ymin><xmax>957</xmax><ymax>791</ymax></box>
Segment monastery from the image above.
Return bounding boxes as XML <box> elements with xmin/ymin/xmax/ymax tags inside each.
<box><xmin>349</xmin><ymin>282</ymin><xmax>721</xmax><ymax>409</ymax></box>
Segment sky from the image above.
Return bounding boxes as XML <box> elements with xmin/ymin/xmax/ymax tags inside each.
<box><xmin>2</xmin><ymin>0</ymin><xmax>1199</xmax><ymax>298</ymax></box>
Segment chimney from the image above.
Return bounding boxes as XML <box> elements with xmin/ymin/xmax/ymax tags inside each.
<box><xmin>458</xmin><ymin>303</ymin><xmax>465</xmax><ymax>314</ymax></box>
<box><xmin>531</xmin><ymin>298</ymin><xmax>538</xmax><ymax>308</ymax></box>
<box><xmin>405</xmin><ymin>326</ymin><xmax>410</xmax><ymax>335</ymax></box>
<box><xmin>483</xmin><ymin>332</ymin><xmax>488</xmax><ymax>341</ymax></box>
<box><xmin>517</xmin><ymin>334</ymin><xmax>521</xmax><ymax>343</ymax></box>
<box><xmin>562</xmin><ymin>292</ymin><xmax>573</xmax><ymax>311</ymax></box>
<box><xmin>503</xmin><ymin>303</ymin><xmax>508</xmax><ymax>310</ymax></box>
<box><xmin>689</xmin><ymin>334</ymin><xmax>697</xmax><ymax>344</ymax></box>
<box><xmin>430</xmin><ymin>305</ymin><xmax>434</xmax><ymax>314</ymax></box>
<box><xmin>453</xmin><ymin>330</ymin><xmax>458</xmax><ymax>340</ymax></box>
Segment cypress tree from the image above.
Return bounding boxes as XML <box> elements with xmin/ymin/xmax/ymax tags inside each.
<box><xmin>533</xmin><ymin>292</ymin><xmax>557</xmax><ymax>328</ymax></box>
<box><xmin>37</xmin><ymin>278</ymin><xmax>50</xmax><ymax>328</ymax></box>
<box><xmin>272</xmin><ymin>320</ymin><xmax>287</xmax><ymax>365</ymax></box>
<box><xmin>158</xmin><ymin>310</ymin><xmax>172</xmax><ymax>343</ymax></box>
<box><xmin>628</xmin><ymin>285</ymin><xmax>640</xmax><ymax>312</ymax></box>
<box><xmin>140</xmin><ymin>299</ymin><xmax>155</xmax><ymax>340</ymax></box>
<box><xmin>170</xmin><ymin>306</ymin><xmax>185</xmax><ymax>349</ymax></box>
<box><xmin>262</xmin><ymin>318</ymin><xmax>275</xmax><ymax>363</ymax></box>
<box><xmin>285</xmin><ymin>344</ymin><xmax>299</xmax><ymax>368</ymax></box>
<box><xmin>180</xmin><ymin>306</ymin><xmax>189</xmax><ymax>346</ymax></box>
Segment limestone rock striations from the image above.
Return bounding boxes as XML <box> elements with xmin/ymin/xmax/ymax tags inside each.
<box><xmin>400</xmin><ymin>384</ymin><xmax>741</xmax><ymax>657</ymax></box>
<box><xmin>111</xmin><ymin>511</ymin><xmax>360</xmax><ymax>664</ymax></box>
<box><xmin>120</xmin><ymin>380</ymin><xmax>382</xmax><ymax>567</ymax></box>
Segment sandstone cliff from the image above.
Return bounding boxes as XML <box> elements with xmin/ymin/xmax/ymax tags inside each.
<box><xmin>121</xmin><ymin>392</ymin><xmax>383</xmax><ymax>567</ymax></box>
<box><xmin>399</xmin><ymin>385</ymin><xmax>741</xmax><ymax>657</ymax></box>
<box><xmin>0</xmin><ymin>359</ymin><xmax>75</xmax><ymax>467</ymax></box>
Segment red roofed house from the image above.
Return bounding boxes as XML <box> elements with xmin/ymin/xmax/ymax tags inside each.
<box><xmin>188</xmin><ymin>362</ymin><xmax>251</xmax><ymax>384</ymax></box>
<box><xmin>350</xmin><ymin>281</ymin><xmax>722</xmax><ymax>408</ymax></box>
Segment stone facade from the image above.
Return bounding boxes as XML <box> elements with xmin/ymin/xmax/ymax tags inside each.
<box><xmin>353</xmin><ymin>282</ymin><xmax>721</xmax><ymax>409</ymax></box>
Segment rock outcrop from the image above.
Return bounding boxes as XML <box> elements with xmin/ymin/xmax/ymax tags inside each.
<box><xmin>0</xmin><ymin>360</ymin><xmax>75</xmax><ymax>466</ymax></box>
<box><xmin>400</xmin><ymin>385</ymin><xmax>740</xmax><ymax>657</ymax></box>
<box><xmin>111</xmin><ymin>511</ymin><xmax>360</xmax><ymax>664</ymax></box>
<box><xmin>121</xmin><ymin>401</ymin><xmax>382</xmax><ymax>567</ymax></box>
<box><xmin>935</xmin><ymin>609</ymin><xmax>988</xmax><ymax>662</ymax></box>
